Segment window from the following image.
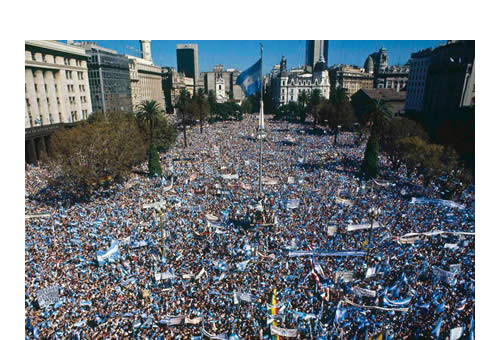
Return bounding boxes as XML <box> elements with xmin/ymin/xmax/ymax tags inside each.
<box><xmin>34</xmin><ymin>84</ymin><xmax>38</xmax><ymax>92</ymax></box>
<box><xmin>59</xmin><ymin>112</ymin><xmax>62</xmax><ymax>123</ymax></box>
<box><xmin>44</xmin><ymin>84</ymin><xmax>47</xmax><ymax>92</ymax></box>
<box><xmin>55</xmin><ymin>84</ymin><xmax>58</xmax><ymax>92</ymax></box>
<box><xmin>57</xmin><ymin>97</ymin><xmax>60</xmax><ymax>104</ymax></box>
<box><xmin>26</xmin><ymin>99</ymin><xmax>30</xmax><ymax>107</ymax></box>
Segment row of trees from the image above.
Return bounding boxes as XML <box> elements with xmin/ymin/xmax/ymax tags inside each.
<box><xmin>47</xmin><ymin>101</ymin><xmax>178</xmax><ymax>195</ymax></box>
<box><xmin>174</xmin><ymin>89</ymin><xmax>244</xmax><ymax>147</ymax></box>
<box><xmin>271</xmin><ymin>84</ymin><xmax>472</xmax><ymax>196</ymax></box>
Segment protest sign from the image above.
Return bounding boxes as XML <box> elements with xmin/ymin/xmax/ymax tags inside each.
<box><xmin>37</xmin><ymin>285</ymin><xmax>59</xmax><ymax>308</ymax></box>
<box><xmin>327</xmin><ymin>226</ymin><xmax>337</xmax><ymax>236</ymax></box>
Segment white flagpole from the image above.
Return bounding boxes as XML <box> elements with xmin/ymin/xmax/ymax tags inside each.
<box><xmin>258</xmin><ymin>43</ymin><xmax>265</xmax><ymax>196</ymax></box>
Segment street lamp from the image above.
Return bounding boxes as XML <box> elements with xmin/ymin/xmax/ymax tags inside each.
<box><xmin>365</xmin><ymin>207</ymin><xmax>381</xmax><ymax>262</ymax></box>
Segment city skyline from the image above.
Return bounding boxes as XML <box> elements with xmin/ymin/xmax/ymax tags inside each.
<box><xmin>67</xmin><ymin>40</ymin><xmax>445</xmax><ymax>74</ymax></box>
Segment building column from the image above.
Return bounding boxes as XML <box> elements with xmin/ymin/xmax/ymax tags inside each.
<box><xmin>26</xmin><ymin>139</ymin><xmax>37</xmax><ymax>164</ymax></box>
<box><xmin>34</xmin><ymin>70</ymin><xmax>50</xmax><ymax>125</ymax></box>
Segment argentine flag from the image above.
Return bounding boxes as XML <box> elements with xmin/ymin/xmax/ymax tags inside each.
<box><xmin>236</xmin><ymin>58</ymin><xmax>262</xmax><ymax>96</ymax></box>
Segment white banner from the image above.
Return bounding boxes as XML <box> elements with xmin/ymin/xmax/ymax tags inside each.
<box><xmin>353</xmin><ymin>286</ymin><xmax>377</xmax><ymax>298</ymax></box>
<box><xmin>410</xmin><ymin>197</ymin><xmax>465</xmax><ymax>210</ymax></box>
<box><xmin>185</xmin><ymin>316</ymin><xmax>202</xmax><ymax>325</ymax></box>
<box><xmin>262</xmin><ymin>177</ymin><xmax>279</xmax><ymax>185</ymax></box>
<box><xmin>155</xmin><ymin>271</ymin><xmax>176</xmax><ymax>281</ymax></box>
<box><xmin>270</xmin><ymin>325</ymin><xmax>297</xmax><ymax>337</ymax></box>
<box><xmin>335</xmin><ymin>271</ymin><xmax>353</xmax><ymax>282</ymax></box>
<box><xmin>142</xmin><ymin>201</ymin><xmax>166</xmax><ymax>209</ymax></box>
<box><xmin>221</xmin><ymin>174</ymin><xmax>239</xmax><ymax>180</ymax></box>
<box><xmin>347</xmin><ymin>221</ymin><xmax>381</xmax><ymax>232</ymax></box>
<box><xmin>25</xmin><ymin>212</ymin><xmax>51</xmax><ymax>219</ymax></box>
<box><xmin>344</xmin><ymin>297</ymin><xmax>409</xmax><ymax>312</ymax></box>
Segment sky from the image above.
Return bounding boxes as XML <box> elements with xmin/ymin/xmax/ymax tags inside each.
<box><xmin>71</xmin><ymin>40</ymin><xmax>445</xmax><ymax>74</ymax></box>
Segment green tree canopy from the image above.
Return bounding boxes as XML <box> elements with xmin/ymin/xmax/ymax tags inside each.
<box><xmin>48</xmin><ymin>112</ymin><xmax>146</xmax><ymax>194</ymax></box>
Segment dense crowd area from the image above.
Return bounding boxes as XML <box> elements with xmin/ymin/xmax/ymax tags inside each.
<box><xmin>25</xmin><ymin>115</ymin><xmax>475</xmax><ymax>339</ymax></box>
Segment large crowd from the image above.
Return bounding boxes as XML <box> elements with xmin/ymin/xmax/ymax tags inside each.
<box><xmin>25</xmin><ymin>115</ymin><xmax>475</xmax><ymax>339</ymax></box>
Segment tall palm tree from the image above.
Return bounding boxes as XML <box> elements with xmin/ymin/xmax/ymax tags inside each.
<box><xmin>136</xmin><ymin>100</ymin><xmax>164</xmax><ymax>146</ymax></box>
<box><xmin>365</xmin><ymin>99</ymin><xmax>392</xmax><ymax>136</ymax></box>
<box><xmin>176</xmin><ymin>89</ymin><xmax>191</xmax><ymax>148</ymax></box>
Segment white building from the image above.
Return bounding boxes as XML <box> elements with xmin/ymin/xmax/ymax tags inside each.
<box><xmin>215</xmin><ymin>77</ymin><xmax>227</xmax><ymax>103</ymax></box>
<box><xmin>25</xmin><ymin>40</ymin><xmax>92</xmax><ymax>128</ymax></box>
<box><xmin>272</xmin><ymin>56</ymin><xmax>330</xmax><ymax>108</ymax></box>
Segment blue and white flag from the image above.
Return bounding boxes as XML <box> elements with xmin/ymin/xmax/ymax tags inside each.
<box><xmin>235</xmin><ymin>59</ymin><xmax>262</xmax><ymax>96</ymax></box>
<box><xmin>96</xmin><ymin>240</ymin><xmax>120</xmax><ymax>266</ymax></box>
<box><xmin>431</xmin><ymin>317</ymin><xmax>443</xmax><ymax>338</ymax></box>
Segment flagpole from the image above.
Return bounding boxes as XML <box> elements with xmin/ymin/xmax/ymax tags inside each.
<box><xmin>258</xmin><ymin>43</ymin><xmax>264</xmax><ymax>197</ymax></box>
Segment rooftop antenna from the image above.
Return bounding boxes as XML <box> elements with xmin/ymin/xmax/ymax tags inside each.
<box><xmin>126</xmin><ymin>45</ymin><xmax>141</xmax><ymax>57</ymax></box>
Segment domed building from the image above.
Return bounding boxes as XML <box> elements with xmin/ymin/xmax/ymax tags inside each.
<box><xmin>364</xmin><ymin>55</ymin><xmax>374</xmax><ymax>75</ymax></box>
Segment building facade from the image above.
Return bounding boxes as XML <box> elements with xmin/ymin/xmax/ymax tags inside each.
<box><xmin>422</xmin><ymin>40</ymin><xmax>475</xmax><ymax>124</ymax></box>
<box><xmin>76</xmin><ymin>42</ymin><xmax>133</xmax><ymax>113</ymax></box>
<box><xmin>365</xmin><ymin>46</ymin><xmax>409</xmax><ymax>92</ymax></box>
<box><xmin>200</xmin><ymin>65</ymin><xmax>244</xmax><ymax>103</ymax></box>
<box><xmin>25</xmin><ymin>40</ymin><xmax>93</xmax><ymax>163</ymax></box>
<box><xmin>162</xmin><ymin>67</ymin><xmax>195</xmax><ymax>112</ymax></box>
<box><xmin>128</xmin><ymin>54</ymin><xmax>165</xmax><ymax>111</ymax></box>
<box><xmin>272</xmin><ymin>56</ymin><xmax>330</xmax><ymax>108</ymax></box>
<box><xmin>305</xmin><ymin>40</ymin><xmax>329</xmax><ymax>73</ymax></box>
<box><xmin>176</xmin><ymin>44</ymin><xmax>199</xmax><ymax>81</ymax></box>
<box><xmin>25</xmin><ymin>40</ymin><xmax>92</xmax><ymax>128</ymax></box>
<box><xmin>404</xmin><ymin>48</ymin><xmax>433</xmax><ymax>112</ymax></box>
<box><xmin>329</xmin><ymin>65</ymin><xmax>374</xmax><ymax>98</ymax></box>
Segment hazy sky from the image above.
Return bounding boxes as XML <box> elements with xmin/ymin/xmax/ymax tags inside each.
<box><xmin>72</xmin><ymin>40</ymin><xmax>445</xmax><ymax>73</ymax></box>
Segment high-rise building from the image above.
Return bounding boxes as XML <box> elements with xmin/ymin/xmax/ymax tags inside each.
<box><xmin>305</xmin><ymin>40</ymin><xmax>329</xmax><ymax>73</ymax></box>
<box><xmin>405</xmin><ymin>48</ymin><xmax>433</xmax><ymax>112</ymax></box>
<box><xmin>76</xmin><ymin>42</ymin><xmax>133</xmax><ymax>113</ymax></box>
<box><xmin>25</xmin><ymin>40</ymin><xmax>93</xmax><ymax>163</ymax></box>
<box><xmin>422</xmin><ymin>40</ymin><xmax>475</xmax><ymax>127</ymax></box>
<box><xmin>176</xmin><ymin>44</ymin><xmax>199</xmax><ymax>80</ymax></box>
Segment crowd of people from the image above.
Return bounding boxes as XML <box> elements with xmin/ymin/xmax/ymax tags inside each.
<box><xmin>25</xmin><ymin>115</ymin><xmax>475</xmax><ymax>339</ymax></box>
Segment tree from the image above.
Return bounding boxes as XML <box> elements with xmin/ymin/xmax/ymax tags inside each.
<box><xmin>136</xmin><ymin>100</ymin><xmax>164</xmax><ymax>147</ymax></box>
<box><xmin>48</xmin><ymin>112</ymin><xmax>146</xmax><ymax>194</ymax></box>
<box><xmin>360</xmin><ymin>130</ymin><xmax>379</xmax><ymax>178</ymax></box>
<box><xmin>148</xmin><ymin>144</ymin><xmax>162</xmax><ymax>176</ymax></box>
<box><xmin>323</xmin><ymin>87</ymin><xmax>355</xmax><ymax>145</ymax></box>
<box><xmin>274</xmin><ymin>102</ymin><xmax>302</xmax><ymax>122</ymax></box>
<box><xmin>176</xmin><ymin>89</ymin><xmax>191</xmax><ymax>148</ymax></box>
<box><xmin>196</xmin><ymin>89</ymin><xmax>209</xmax><ymax>134</ymax></box>
<box><xmin>152</xmin><ymin>117</ymin><xmax>178</xmax><ymax>153</ymax></box>
<box><xmin>308</xmin><ymin>89</ymin><xmax>322</xmax><ymax>126</ymax></box>
<box><xmin>207</xmin><ymin>90</ymin><xmax>216</xmax><ymax>113</ymax></box>
<box><xmin>378</xmin><ymin>117</ymin><xmax>428</xmax><ymax>171</ymax></box>
<box><xmin>298</xmin><ymin>90</ymin><xmax>308</xmax><ymax>111</ymax></box>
